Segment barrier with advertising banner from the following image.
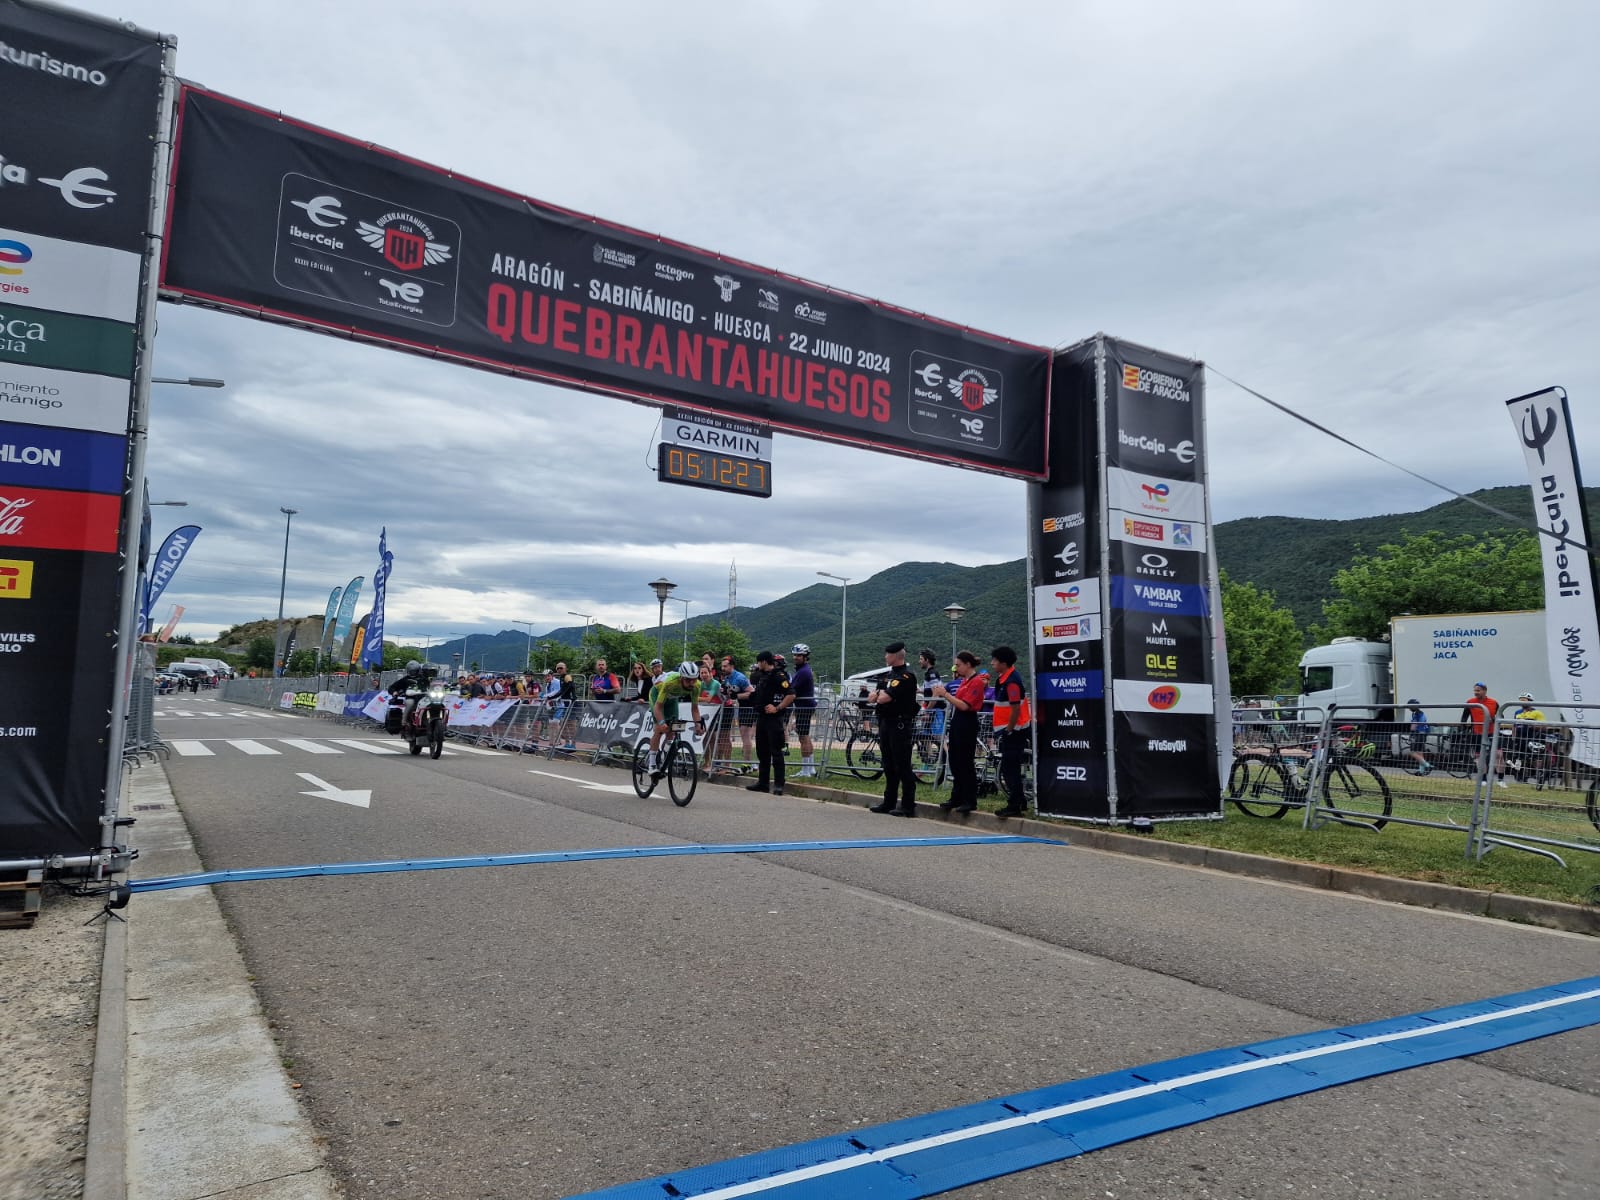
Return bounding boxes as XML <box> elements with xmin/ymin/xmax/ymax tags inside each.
<box><xmin>0</xmin><ymin>0</ymin><xmax>171</xmax><ymax>860</ymax></box>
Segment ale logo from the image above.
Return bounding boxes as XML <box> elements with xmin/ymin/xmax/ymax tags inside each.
<box><xmin>1148</xmin><ymin>685</ymin><xmax>1181</xmax><ymax>710</ymax></box>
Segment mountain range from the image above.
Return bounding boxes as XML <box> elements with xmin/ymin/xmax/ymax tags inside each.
<box><xmin>232</xmin><ymin>484</ymin><xmax>1592</xmax><ymax>680</ymax></box>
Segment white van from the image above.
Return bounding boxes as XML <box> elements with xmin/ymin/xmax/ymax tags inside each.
<box><xmin>181</xmin><ymin>657</ymin><xmax>235</xmax><ymax>678</ymax></box>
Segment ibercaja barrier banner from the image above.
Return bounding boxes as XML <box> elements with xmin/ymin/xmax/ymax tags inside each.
<box><xmin>159</xmin><ymin>87</ymin><xmax>1051</xmax><ymax>479</ymax></box>
<box><xmin>1028</xmin><ymin>340</ymin><xmax>1107</xmax><ymax>817</ymax></box>
<box><xmin>1102</xmin><ymin>339</ymin><xmax>1219</xmax><ymax>816</ymax></box>
<box><xmin>0</xmin><ymin>1</ymin><xmax>166</xmax><ymax>858</ymax></box>
<box><xmin>1506</xmin><ymin>387</ymin><xmax>1600</xmax><ymax>767</ymax></box>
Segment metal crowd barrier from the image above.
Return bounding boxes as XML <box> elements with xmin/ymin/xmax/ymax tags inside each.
<box><xmin>810</xmin><ymin>697</ymin><xmax>952</xmax><ymax>786</ymax></box>
<box><xmin>1471</xmin><ymin>704</ymin><xmax>1600</xmax><ymax>866</ymax></box>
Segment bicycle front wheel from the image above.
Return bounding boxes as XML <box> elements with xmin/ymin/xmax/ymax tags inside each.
<box><xmin>1228</xmin><ymin>757</ymin><xmax>1292</xmax><ymax>819</ymax></box>
<box><xmin>666</xmin><ymin>740</ymin><xmax>698</xmax><ymax>807</ymax></box>
<box><xmin>632</xmin><ymin>741</ymin><xmax>656</xmax><ymax>799</ymax></box>
<box><xmin>1322</xmin><ymin>761</ymin><xmax>1392</xmax><ymax>829</ymax></box>
<box><xmin>846</xmin><ymin>733</ymin><xmax>883</xmax><ymax>780</ymax></box>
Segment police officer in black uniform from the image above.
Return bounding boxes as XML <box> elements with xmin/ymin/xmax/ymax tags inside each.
<box><xmin>746</xmin><ymin>650</ymin><xmax>794</xmax><ymax>795</ymax></box>
<box><xmin>868</xmin><ymin>642</ymin><xmax>921</xmax><ymax>817</ymax></box>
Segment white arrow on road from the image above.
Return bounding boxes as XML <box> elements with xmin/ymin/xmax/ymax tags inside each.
<box><xmin>527</xmin><ymin>769</ymin><xmax>639</xmax><ymax>795</ymax></box>
<box><xmin>296</xmin><ymin>772</ymin><xmax>372</xmax><ymax>808</ymax></box>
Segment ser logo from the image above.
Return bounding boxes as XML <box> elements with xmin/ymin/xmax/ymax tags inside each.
<box><xmin>1054</xmin><ymin>764</ymin><xmax>1088</xmax><ymax>781</ymax></box>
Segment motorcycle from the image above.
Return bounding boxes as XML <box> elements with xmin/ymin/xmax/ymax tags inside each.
<box><xmin>401</xmin><ymin>679</ymin><xmax>451</xmax><ymax>759</ymax></box>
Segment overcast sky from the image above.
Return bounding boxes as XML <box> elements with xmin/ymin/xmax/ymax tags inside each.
<box><xmin>111</xmin><ymin>0</ymin><xmax>1600</xmax><ymax>645</ymax></box>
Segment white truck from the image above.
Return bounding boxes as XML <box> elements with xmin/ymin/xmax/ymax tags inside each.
<box><xmin>1298</xmin><ymin>610</ymin><xmax>1554</xmax><ymax>722</ymax></box>
<box><xmin>180</xmin><ymin>656</ymin><xmax>235</xmax><ymax>679</ymax></box>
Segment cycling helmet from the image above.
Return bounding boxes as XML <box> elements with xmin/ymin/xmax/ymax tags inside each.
<box><xmin>792</xmin><ymin>643</ymin><xmax>810</xmax><ymax>656</ymax></box>
<box><xmin>1517</xmin><ymin>691</ymin><xmax>1534</xmax><ymax>700</ymax></box>
<box><xmin>678</xmin><ymin>660</ymin><xmax>698</xmax><ymax>680</ymax></box>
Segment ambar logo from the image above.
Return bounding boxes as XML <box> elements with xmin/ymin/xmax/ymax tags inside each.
<box><xmin>0</xmin><ymin>557</ymin><xmax>33</xmax><ymax>598</ymax></box>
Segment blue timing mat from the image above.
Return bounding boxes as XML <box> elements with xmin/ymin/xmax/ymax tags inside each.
<box><xmin>127</xmin><ymin>834</ymin><xmax>1066</xmax><ymax>893</ymax></box>
<box><xmin>570</xmin><ymin>976</ymin><xmax>1600</xmax><ymax>1199</ymax></box>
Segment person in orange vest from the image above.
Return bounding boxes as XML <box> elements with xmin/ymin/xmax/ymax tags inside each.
<box><xmin>989</xmin><ymin>646</ymin><xmax>1032</xmax><ymax>817</ymax></box>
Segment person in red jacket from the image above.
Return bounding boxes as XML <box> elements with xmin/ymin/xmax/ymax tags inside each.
<box><xmin>1461</xmin><ymin>681</ymin><xmax>1506</xmax><ymax>788</ymax></box>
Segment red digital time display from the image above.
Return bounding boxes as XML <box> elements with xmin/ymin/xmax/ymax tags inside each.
<box><xmin>657</xmin><ymin>444</ymin><xmax>772</xmax><ymax>498</ymax></box>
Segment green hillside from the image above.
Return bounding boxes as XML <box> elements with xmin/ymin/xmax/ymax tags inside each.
<box><xmin>404</xmin><ymin>484</ymin><xmax>1594</xmax><ymax>678</ymax></box>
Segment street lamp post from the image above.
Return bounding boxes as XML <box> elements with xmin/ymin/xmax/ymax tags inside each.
<box><xmin>648</xmin><ymin>577</ymin><xmax>677</xmax><ymax>664</ymax></box>
<box><xmin>817</xmin><ymin>571</ymin><xmax>851</xmax><ymax>687</ymax></box>
<box><xmin>514</xmin><ymin>619</ymin><xmax>537</xmax><ymax>672</ymax></box>
<box><xmin>274</xmin><ymin>506</ymin><xmax>298</xmax><ymax>676</ymax></box>
<box><xmin>567</xmin><ymin>611</ymin><xmax>594</xmax><ymax>652</ymax></box>
<box><xmin>943</xmin><ymin>603</ymin><xmax>967</xmax><ymax>664</ymax></box>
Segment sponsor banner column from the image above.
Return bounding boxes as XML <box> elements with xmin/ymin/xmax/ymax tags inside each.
<box><xmin>1505</xmin><ymin>388</ymin><xmax>1600</xmax><ymax>767</ymax></box>
<box><xmin>1028</xmin><ymin>339</ymin><xmax>1107</xmax><ymax>816</ymax></box>
<box><xmin>1103</xmin><ymin>341</ymin><xmax>1219</xmax><ymax>814</ymax></box>
<box><xmin>0</xmin><ymin>1</ymin><xmax>165</xmax><ymax>856</ymax></box>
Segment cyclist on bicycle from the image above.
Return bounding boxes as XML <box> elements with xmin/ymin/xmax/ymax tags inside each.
<box><xmin>646</xmin><ymin>660</ymin><xmax>707</xmax><ymax>776</ymax></box>
<box><xmin>1333</xmin><ymin>723</ymin><xmax>1376</xmax><ymax>759</ymax></box>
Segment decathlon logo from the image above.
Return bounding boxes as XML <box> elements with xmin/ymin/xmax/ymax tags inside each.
<box><xmin>291</xmin><ymin>195</ymin><xmax>348</xmax><ymax>228</ymax></box>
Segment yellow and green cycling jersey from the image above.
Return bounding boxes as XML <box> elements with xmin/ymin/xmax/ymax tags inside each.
<box><xmin>649</xmin><ymin>672</ymin><xmax>702</xmax><ymax>714</ymax></box>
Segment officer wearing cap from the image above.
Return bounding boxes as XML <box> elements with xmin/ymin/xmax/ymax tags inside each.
<box><xmin>868</xmin><ymin>642</ymin><xmax>921</xmax><ymax>817</ymax></box>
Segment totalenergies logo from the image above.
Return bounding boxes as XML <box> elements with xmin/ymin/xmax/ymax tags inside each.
<box><xmin>1054</xmin><ymin>586</ymin><xmax>1080</xmax><ymax>603</ymax></box>
<box><xmin>1140</xmin><ymin>482</ymin><xmax>1170</xmax><ymax>501</ymax></box>
<box><xmin>0</xmin><ymin>240</ymin><xmax>30</xmax><ymax>275</ymax></box>
<box><xmin>1148</xmin><ymin>685</ymin><xmax>1180</xmax><ymax>710</ymax></box>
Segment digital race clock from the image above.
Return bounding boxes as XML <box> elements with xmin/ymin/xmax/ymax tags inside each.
<box><xmin>656</xmin><ymin>443</ymin><xmax>772</xmax><ymax>498</ymax></box>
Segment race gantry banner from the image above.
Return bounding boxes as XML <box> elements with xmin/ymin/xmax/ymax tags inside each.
<box><xmin>159</xmin><ymin>87</ymin><xmax>1051</xmax><ymax>479</ymax></box>
<box><xmin>0</xmin><ymin>0</ymin><xmax>166</xmax><ymax>859</ymax></box>
<box><xmin>1506</xmin><ymin>387</ymin><xmax>1600</xmax><ymax>767</ymax></box>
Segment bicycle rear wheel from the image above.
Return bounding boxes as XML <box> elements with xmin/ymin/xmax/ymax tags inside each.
<box><xmin>1228</xmin><ymin>757</ymin><xmax>1292</xmax><ymax>819</ymax></box>
<box><xmin>632</xmin><ymin>741</ymin><xmax>656</xmax><ymax>798</ymax></box>
<box><xmin>846</xmin><ymin>733</ymin><xmax>883</xmax><ymax>780</ymax></box>
<box><xmin>666</xmin><ymin>740</ymin><xmax>697</xmax><ymax>807</ymax></box>
<box><xmin>1322</xmin><ymin>761</ymin><xmax>1392</xmax><ymax>829</ymax></box>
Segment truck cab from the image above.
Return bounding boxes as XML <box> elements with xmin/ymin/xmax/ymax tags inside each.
<box><xmin>1298</xmin><ymin>638</ymin><xmax>1393</xmax><ymax>722</ymax></box>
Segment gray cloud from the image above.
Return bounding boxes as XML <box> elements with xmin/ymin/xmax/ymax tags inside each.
<box><xmin>119</xmin><ymin>0</ymin><xmax>1598</xmax><ymax>640</ymax></box>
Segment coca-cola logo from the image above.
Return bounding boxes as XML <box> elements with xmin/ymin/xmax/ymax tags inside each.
<box><xmin>0</xmin><ymin>496</ymin><xmax>31</xmax><ymax>535</ymax></box>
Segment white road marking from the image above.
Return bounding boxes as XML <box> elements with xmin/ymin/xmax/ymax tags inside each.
<box><xmin>528</xmin><ymin>769</ymin><xmax>639</xmax><ymax>795</ymax></box>
<box><xmin>279</xmin><ymin>739</ymin><xmax>342</xmax><ymax>755</ymax></box>
<box><xmin>440</xmin><ymin>742</ymin><xmax>503</xmax><ymax>756</ymax></box>
<box><xmin>329</xmin><ymin>739</ymin><xmax>402</xmax><ymax>755</ymax></box>
<box><xmin>226</xmin><ymin>740</ymin><xmax>278</xmax><ymax>756</ymax></box>
<box><xmin>168</xmin><ymin>741</ymin><xmax>214</xmax><ymax>756</ymax></box>
<box><xmin>295</xmin><ymin>772</ymin><xmax>371</xmax><ymax>808</ymax></box>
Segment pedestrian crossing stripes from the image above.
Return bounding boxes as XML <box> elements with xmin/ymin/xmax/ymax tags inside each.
<box><xmin>156</xmin><ymin>710</ymin><xmax>287</xmax><ymax>719</ymax></box>
<box><xmin>164</xmin><ymin>737</ymin><xmax>507</xmax><ymax>758</ymax></box>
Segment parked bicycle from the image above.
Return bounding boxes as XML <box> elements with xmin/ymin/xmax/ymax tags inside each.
<box><xmin>1228</xmin><ymin>736</ymin><xmax>1392</xmax><ymax>829</ymax></box>
<box><xmin>831</xmin><ymin>704</ymin><xmax>884</xmax><ymax>780</ymax></box>
<box><xmin>631</xmin><ymin>720</ymin><xmax>697</xmax><ymax>806</ymax></box>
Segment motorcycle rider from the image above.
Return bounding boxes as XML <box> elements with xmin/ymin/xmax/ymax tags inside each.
<box><xmin>389</xmin><ymin>660</ymin><xmax>435</xmax><ymax>733</ymax></box>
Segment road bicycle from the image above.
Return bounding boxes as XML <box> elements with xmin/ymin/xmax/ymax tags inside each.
<box><xmin>1228</xmin><ymin>743</ymin><xmax>1391</xmax><ymax>829</ymax></box>
<box><xmin>832</xmin><ymin>705</ymin><xmax>884</xmax><ymax>780</ymax></box>
<box><xmin>631</xmin><ymin>719</ymin><xmax>698</xmax><ymax>806</ymax></box>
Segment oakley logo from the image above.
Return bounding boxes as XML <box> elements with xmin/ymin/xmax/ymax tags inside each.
<box><xmin>1140</xmin><ymin>552</ymin><xmax>1169</xmax><ymax>569</ymax></box>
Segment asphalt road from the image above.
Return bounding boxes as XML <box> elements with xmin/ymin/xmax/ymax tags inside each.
<box><xmin>154</xmin><ymin>697</ymin><xmax>1600</xmax><ymax>1199</ymax></box>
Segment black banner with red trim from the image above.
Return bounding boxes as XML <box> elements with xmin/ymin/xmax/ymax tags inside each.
<box><xmin>161</xmin><ymin>88</ymin><xmax>1050</xmax><ymax>478</ymax></box>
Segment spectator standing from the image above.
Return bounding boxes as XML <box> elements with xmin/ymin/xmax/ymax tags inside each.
<box><xmin>868</xmin><ymin>642</ymin><xmax>920</xmax><ymax>817</ymax></box>
<box><xmin>934</xmin><ymin>650</ymin><xmax>987</xmax><ymax>814</ymax></box>
<box><xmin>467</xmin><ymin>674</ymin><xmax>488</xmax><ymax>700</ymax></box>
<box><xmin>745</xmin><ymin>650</ymin><xmax>794</xmax><ymax>794</ymax></box>
<box><xmin>789</xmin><ymin>643</ymin><xmax>818</xmax><ymax>777</ymax></box>
<box><xmin>1405</xmin><ymin>700</ymin><xmax>1433</xmax><ymax>775</ymax></box>
<box><xmin>697</xmin><ymin>661</ymin><xmax>723</xmax><ymax>770</ymax></box>
<box><xmin>621</xmin><ymin>661</ymin><xmax>650</xmax><ymax>703</ymax></box>
<box><xmin>724</xmin><ymin>654</ymin><xmax>757</xmax><ymax>765</ymax></box>
<box><xmin>990</xmin><ymin>646</ymin><xmax>1032</xmax><ymax>817</ymax></box>
<box><xmin>589</xmin><ymin>659</ymin><xmax>620</xmax><ymax>701</ymax></box>
<box><xmin>1461</xmin><ymin>682</ymin><xmax>1505</xmax><ymax>787</ymax></box>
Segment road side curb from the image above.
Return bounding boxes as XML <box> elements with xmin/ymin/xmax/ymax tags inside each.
<box><xmin>782</xmin><ymin>780</ymin><xmax>1600</xmax><ymax>936</ymax></box>
<box><xmin>114</xmin><ymin>765</ymin><xmax>342</xmax><ymax>1200</ymax></box>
